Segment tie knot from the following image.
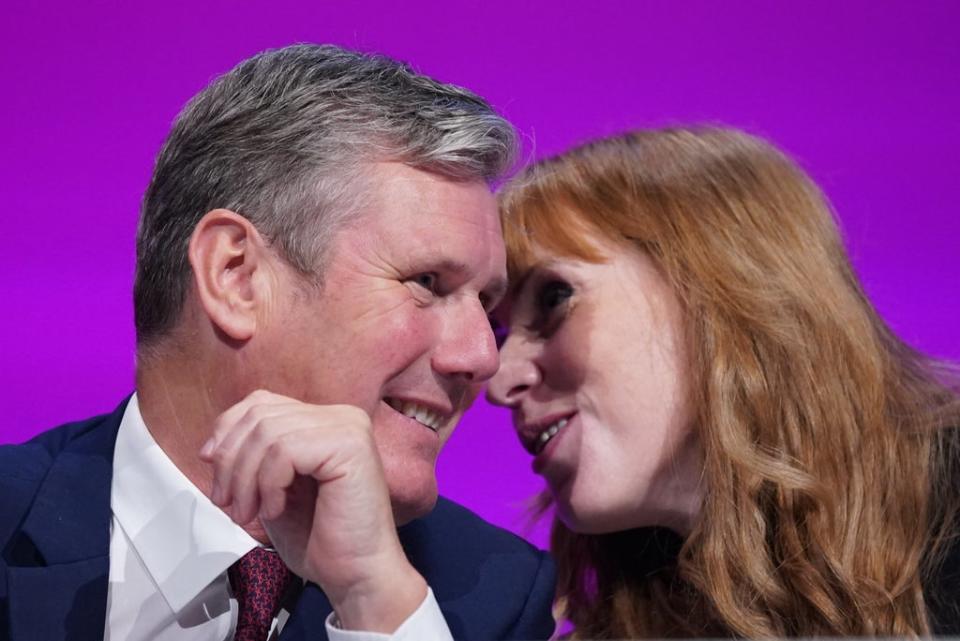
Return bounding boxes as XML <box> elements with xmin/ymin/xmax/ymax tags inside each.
<box><xmin>229</xmin><ymin>548</ymin><xmax>295</xmax><ymax>641</ymax></box>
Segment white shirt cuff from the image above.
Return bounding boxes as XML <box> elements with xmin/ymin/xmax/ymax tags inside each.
<box><xmin>324</xmin><ymin>587</ymin><xmax>454</xmax><ymax>641</ymax></box>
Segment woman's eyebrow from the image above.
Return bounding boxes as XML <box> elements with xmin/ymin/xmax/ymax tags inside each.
<box><xmin>510</xmin><ymin>259</ymin><xmax>563</xmax><ymax>296</ymax></box>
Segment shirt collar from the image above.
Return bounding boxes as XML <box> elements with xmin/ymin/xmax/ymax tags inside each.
<box><xmin>111</xmin><ymin>393</ymin><xmax>259</xmax><ymax>613</ymax></box>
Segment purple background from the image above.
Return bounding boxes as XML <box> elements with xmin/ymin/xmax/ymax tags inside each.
<box><xmin>2</xmin><ymin>1</ymin><xmax>958</xmax><ymax>548</ymax></box>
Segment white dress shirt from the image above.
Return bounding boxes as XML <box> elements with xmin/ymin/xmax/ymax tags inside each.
<box><xmin>105</xmin><ymin>394</ymin><xmax>453</xmax><ymax>641</ymax></box>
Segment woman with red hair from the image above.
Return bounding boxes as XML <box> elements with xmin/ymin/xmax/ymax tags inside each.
<box><xmin>488</xmin><ymin>127</ymin><xmax>960</xmax><ymax>638</ymax></box>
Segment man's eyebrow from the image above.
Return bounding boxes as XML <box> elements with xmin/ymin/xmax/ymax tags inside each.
<box><xmin>434</xmin><ymin>259</ymin><xmax>470</xmax><ymax>275</ymax></box>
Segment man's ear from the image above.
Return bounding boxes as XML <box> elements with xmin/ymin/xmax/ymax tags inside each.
<box><xmin>188</xmin><ymin>209</ymin><xmax>270</xmax><ymax>342</ymax></box>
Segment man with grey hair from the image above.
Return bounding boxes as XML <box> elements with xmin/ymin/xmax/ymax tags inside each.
<box><xmin>0</xmin><ymin>44</ymin><xmax>555</xmax><ymax>640</ymax></box>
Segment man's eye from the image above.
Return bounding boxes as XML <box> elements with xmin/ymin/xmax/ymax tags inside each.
<box><xmin>411</xmin><ymin>273</ymin><xmax>438</xmax><ymax>292</ymax></box>
<box><xmin>537</xmin><ymin>280</ymin><xmax>573</xmax><ymax>311</ymax></box>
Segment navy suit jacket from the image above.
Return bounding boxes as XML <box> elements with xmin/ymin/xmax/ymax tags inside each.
<box><xmin>0</xmin><ymin>400</ymin><xmax>556</xmax><ymax>641</ymax></box>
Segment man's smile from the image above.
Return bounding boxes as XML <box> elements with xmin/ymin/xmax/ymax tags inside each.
<box><xmin>384</xmin><ymin>396</ymin><xmax>453</xmax><ymax>432</ymax></box>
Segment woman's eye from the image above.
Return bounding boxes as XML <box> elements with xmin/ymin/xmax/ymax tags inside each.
<box><xmin>488</xmin><ymin>314</ymin><xmax>509</xmax><ymax>350</ymax></box>
<box><xmin>537</xmin><ymin>280</ymin><xmax>573</xmax><ymax>311</ymax></box>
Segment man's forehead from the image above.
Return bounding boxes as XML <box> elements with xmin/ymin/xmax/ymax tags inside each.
<box><xmin>362</xmin><ymin>163</ymin><xmax>496</xmax><ymax>213</ymax></box>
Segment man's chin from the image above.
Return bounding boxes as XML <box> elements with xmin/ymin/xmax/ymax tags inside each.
<box><xmin>389</xmin><ymin>487</ymin><xmax>438</xmax><ymax>526</ymax></box>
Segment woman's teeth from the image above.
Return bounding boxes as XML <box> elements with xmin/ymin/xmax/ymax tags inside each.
<box><xmin>536</xmin><ymin>418</ymin><xmax>568</xmax><ymax>453</ymax></box>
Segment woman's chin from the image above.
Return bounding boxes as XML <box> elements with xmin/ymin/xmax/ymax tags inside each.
<box><xmin>556</xmin><ymin>498</ymin><xmax>695</xmax><ymax>535</ymax></box>
<box><xmin>555</xmin><ymin>500</ymin><xmax>632</xmax><ymax>534</ymax></box>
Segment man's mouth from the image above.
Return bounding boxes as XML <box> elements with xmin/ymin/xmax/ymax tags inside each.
<box><xmin>384</xmin><ymin>397</ymin><xmax>449</xmax><ymax>432</ymax></box>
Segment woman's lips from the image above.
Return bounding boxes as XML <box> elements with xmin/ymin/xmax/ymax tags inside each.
<box><xmin>516</xmin><ymin>410</ymin><xmax>576</xmax><ymax>453</ymax></box>
<box><xmin>531</xmin><ymin>412</ymin><xmax>576</xmax><ymax>474</ymax></box>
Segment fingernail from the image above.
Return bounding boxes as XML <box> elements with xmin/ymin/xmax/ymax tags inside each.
<box><xmin>199</xmin><ymin>438</ymin><xmax>215</xmax><ymax>458</ymax></box>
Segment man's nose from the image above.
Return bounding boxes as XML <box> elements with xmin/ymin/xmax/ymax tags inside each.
<box><xmin>431</xmin><ymin>301</ymin><xmax>500</xmax><ymax>383</ymax></box>
<box><xmin>486</xmin><ymin>335</ymin><xmax>541</xmax><ymax>407</ymax></box>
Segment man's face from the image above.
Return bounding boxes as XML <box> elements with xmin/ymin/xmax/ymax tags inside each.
<box><xmin>257</xmin><ymin>163</ymin><xmax>507</xmax><ymax>524</ymax></box>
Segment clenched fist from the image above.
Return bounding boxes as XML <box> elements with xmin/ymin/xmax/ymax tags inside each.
<box><xmin>199</xmin><ymin>389</ymin><xmax>427</xmax><ymax>632</ymax></box>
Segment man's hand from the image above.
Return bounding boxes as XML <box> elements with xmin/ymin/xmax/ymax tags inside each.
<box><xmin>199</xmin><ymin>389</ymin><xmax>428</xmax><ymax>632</ymax></box>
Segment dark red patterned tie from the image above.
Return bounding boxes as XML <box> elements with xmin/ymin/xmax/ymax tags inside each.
<box><xmin>229</xmin><ymin>548</ymin><xmax>296</xmax><ymax>641</ymax></box>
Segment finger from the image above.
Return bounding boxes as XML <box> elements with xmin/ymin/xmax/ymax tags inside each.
<box><xmin>201</xmin><ymin>389</ymin><xmax>272</xmax><ymax>461</ymax></box>
<box><xmin>226</xmin><ymin>411</ymin><xmax>307</xmax><ymax>524</ymax></box>
<box><xmin>215</xmin><ymin>401</ymin><xmax>302</xmax><ymax>518</ymax></box>
<box><xmin>208</xmin><ymin>409</ymin><xmax>261</xmax><ymax>507</ymax></box>
<box><xmin>202</xmin><ymin>389</ymin><xmax>307</xmax><ymax>456</ymax></box>
<box><xmin>208</xmin><ymin>395</ymin><xmax>296</xmax><ymax>507</ymax></box>
<box><xmin>209</xmin><ymin>399</ymin><xmax>372</xmax><ymax>523</ymax></box>
<box><xmin>254</xmin><ymin>407</ymin><xmax>373</xmax><ymax>522</ymax></box>
<box><xmin>257</xmin><ymin>433</ymin><xmax>300</xmax><ymax>520</ymax></box>
<box><xmin>257</xmin><ymin>418</ymin><xmax>377</xmax><ymax>522</ymax></box>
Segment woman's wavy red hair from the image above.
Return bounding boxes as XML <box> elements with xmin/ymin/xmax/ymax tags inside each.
<box><xmin>498</xmin><ymin>127</ymin><xmax>960</xmax><ymax>637</ymax></box>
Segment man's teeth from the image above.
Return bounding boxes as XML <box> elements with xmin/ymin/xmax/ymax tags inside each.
<box><xmin>387</xmin><ymin>399</ymin><xmax>443</xmax><ymax>431</ymax></box>
<box><xmin>536</xmin><ymin>418</ymin><xmax>568</xmax><ymax>453</ymax></box>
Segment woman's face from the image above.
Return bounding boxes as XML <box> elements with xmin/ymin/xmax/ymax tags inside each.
<box><xmin>487</xmin><ymin>235</ymin><xmax>703</xmax><ymax>534</ymax></box>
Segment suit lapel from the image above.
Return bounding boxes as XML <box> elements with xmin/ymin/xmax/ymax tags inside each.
<box><xmin>6</xmin><ymin>402</ymin><xmax>124</xmax><ymax>641</ymax></box>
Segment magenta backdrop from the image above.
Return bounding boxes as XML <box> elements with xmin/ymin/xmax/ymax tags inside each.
<box><xmin>2</xmin><ymin>1</ymin><xmax>958</xmax><ymax>548</ymax></box>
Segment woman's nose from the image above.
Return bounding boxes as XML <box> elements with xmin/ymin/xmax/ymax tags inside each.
<box><xmin>486</xmin><ymin>339</ymin><xmax>542</xmax><ymax>407</ymax></box>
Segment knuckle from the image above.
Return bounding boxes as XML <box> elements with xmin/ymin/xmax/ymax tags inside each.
<box><xmin>265</xmin><ymin>438</ymin><xmax>290</xmax><ymax>461</ymax></box>
<box><xmin>250</xmin><ymin>421</ymin><xmax>272</xmax><ymax>446</ymax></box>
<box><xmin>245</xmin><ymin>402</ymin><xmax>268</xmax><ymax>422</ymax></box>
<box><xmin>341</xmin><ymin>405</ymin><xmax>372</xmax><ymax>429</ymax></box>
<box><xmin>249</xmin><ymin>388</ymin><xmax>272</xmax><ymax>401</ymax></box>
<box><xmin>210</xmin><ymin>448</ymin><xmax>229</xmax><ymax>466</ymax></box>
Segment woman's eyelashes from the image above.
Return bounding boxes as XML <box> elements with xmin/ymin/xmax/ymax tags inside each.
<box><xmin>490</xmin><ymin>277</ymin><xmax>576</xmax><ymax>348</ymax></box>
<box><xmin>528</xmin><ymin>278</ymin><xmax>574</xmax><ymax>336</ymax></box>
<box><xmin>537</xmin><ymin>279</ymin><xmax>574</xmax><ymax>311</ymax></box>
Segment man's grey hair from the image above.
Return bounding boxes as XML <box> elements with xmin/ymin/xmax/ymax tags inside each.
<box><xmin>134</xmin><ymin>43</ymin><xmax>518</xmax><ymax>346</ymax></box>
